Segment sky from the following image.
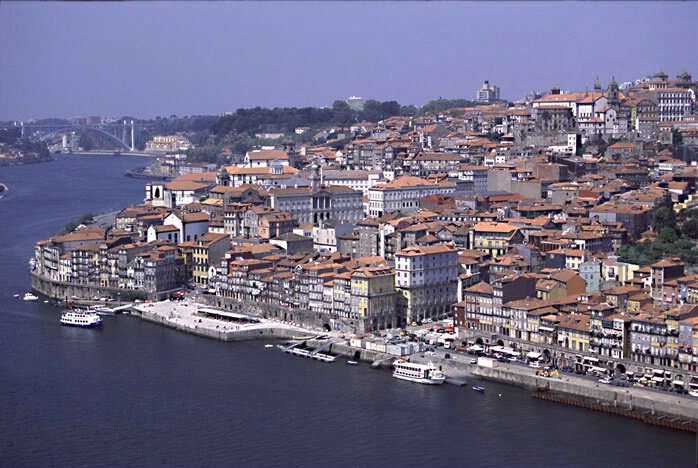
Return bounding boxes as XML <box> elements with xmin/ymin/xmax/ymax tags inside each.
<box><xmin>1</xmin><ymin>2</ymin><xmax>697</xmax><ymax>121</ymax></box>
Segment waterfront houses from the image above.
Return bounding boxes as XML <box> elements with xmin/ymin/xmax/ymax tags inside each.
<box><xmin>31</xmin><ymin>70</ymin><xmax>698</xmax><ymax>389</ymax></box>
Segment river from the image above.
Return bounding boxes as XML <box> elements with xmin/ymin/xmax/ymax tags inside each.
<box><xmin>0</xmin><ymin>154</ymin><xmax>694</xmax><ymax>467</ymax></box>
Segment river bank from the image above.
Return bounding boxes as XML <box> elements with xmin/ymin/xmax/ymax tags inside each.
<box><xmin>123</xmin><ymin>298</ymin><xmax>698</xmax><ymax>429</ymax></box>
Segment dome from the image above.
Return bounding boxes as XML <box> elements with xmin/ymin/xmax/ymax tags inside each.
<box><xmin>654</xmin><ymin>69</ymin><xmax>668</xmax><ymax>79</ymax></box>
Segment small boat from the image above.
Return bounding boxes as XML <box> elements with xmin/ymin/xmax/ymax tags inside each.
<box><xmin>264</xmin><ymin>344</ymin><xmax>274</xmax><ymax>348</ymax></box>
<box><xmin>60</xmin><ymin>310</ymin><xmax>103</xmax><ymax>328</ymax></box>
<box><xmin>472</xmin><ymin>386</ymin><xmax>485</xmax><ymax>392</ymax></box>
<box><xmin>13</xmin><ymin>294</ymin><xmax>20</xmax><ymax>298</ymax></box>
<box><xmin>346</xmin><ymin>360</ymin><xmax>358</xmax><ymax>365</ymax></box>
<box><xmin>23</xmin><ymin>293</ymin><xmax>39</xmax><ymax>301</ymax></box>
<box><xmin>89</xmin><ymin>305</ymin><xmax>115</xmax><ymax>316</ymax></box>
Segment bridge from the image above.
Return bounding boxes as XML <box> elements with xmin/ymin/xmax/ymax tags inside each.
<box><xmin>11</xmin><ymin>120</ymin><xmax>151</xmax><ymax>152</ymax></box>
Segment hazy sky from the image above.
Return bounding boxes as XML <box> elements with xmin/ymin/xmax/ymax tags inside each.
<box><xmin>1</xmin><ymin>2</ymin><xmax>697</xmax><ymax>121</ymax></box>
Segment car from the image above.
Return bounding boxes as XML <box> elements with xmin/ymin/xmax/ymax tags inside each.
<box><xmin>411</xmin><ymin>322</ymin><xmax>417</xmax><ymax>327</ymax></box>
<box><xmin>561</xmin><ymin>366</ymin><xmax>574</xmax><ymax>373</ymax></box>
<box><xmin>470</xmin><ymin>358</ymin><xmax>478</xmax><ymax>364</ymax></box>
<box><xmin>599</xmin><ymin>377</ymin><xmax>614</xmax><ymax>384</ymax></box>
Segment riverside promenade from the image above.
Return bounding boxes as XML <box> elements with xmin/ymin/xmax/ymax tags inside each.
<box><xmin>133</xmin><ymin>299</ymin><xmax>317</xmax><ymax>342</ymax></box>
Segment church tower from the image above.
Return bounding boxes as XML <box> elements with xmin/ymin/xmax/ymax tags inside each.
<box><xmin>594</xmin><ymin>76</ymin><xmax>602</xmax><ymax>92</ymax></box>
<box><xmin>607</xmin><ymin>77</ymin><xmax>620</xmax><ymax>110</ymax></box>
<box><xmin>216</xmin><ymin>166</ymin><xmax>230</xmax><ymax>187</ymax></box>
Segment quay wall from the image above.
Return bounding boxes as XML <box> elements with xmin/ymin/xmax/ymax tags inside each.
<box><xmin>470</xmin><ymin>364</ymin><xmax>698</xmax><ymax>424</ymax></box>
<box><xmin>31</xmin><ymin>271</ymin><xmax>147</xmax><ymax>302</ymax></box>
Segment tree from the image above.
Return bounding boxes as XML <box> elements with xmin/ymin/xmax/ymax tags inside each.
<box><xmin>651</xmin><ymin>206</ymin><xmax>676</xmax><ymax>233</ymax></box>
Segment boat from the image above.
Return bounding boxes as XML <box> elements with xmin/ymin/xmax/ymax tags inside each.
<box><xmin>264</xmin><ymin>344</ymin><xmax>274</xmax><ymax>348</ymax></box>
<box><xmin>392</xmin><ymin>359</ymin><xmax>445</xmax><ymax>385</ymax></box>
<box><xmin>88</xmin><ymin>305</ymin><xmax>115</xmax><ymax>316</ymax></box>
<box><xmin>60</xmin><ymin>310</ymin><xmax>103</xmax><ymax>328</ymax></box>
<box><xmin>23</xmin><ymin>293</ymin><xmax>39</xmax><ymax>301</ymax></box>
<box><xmin>472</xmin><ymin>386</ymin><xmax>485</xmax><ymax>392</ymax></box>
<box><xmin>13</xmin><ymin>294</ymin><xmax>20</xmax><ymax>298</ymax></box>
<box><xmin>346</xmin><ymin>360</ymin><xmax>358</xmax><ymax>365</ymax></box>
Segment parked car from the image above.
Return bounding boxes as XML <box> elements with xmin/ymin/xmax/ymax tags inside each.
<box><xmin>561</xmin><ymin>366</ymin><xmax>574</xmax><ymax>373</ymax></box>
<box><xmin>599</xmin><ymin>377</ymin><xmax>614</xmax><ymax>384</ymax></box>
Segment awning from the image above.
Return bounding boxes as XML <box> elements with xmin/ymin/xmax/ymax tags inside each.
<box><xmin>651</xmin><ymin>376</ymin><xmax>664</xmax><ymax>383</ymax></box>
<box><xmin>527</xmin><ymin>351</ymin><xmax>542</xmax><ymax>359</ymax></box>
<box><xmin>490</xmin><ymin>345</ymin><xmax>504</xmax><ymax>353</ymax></box>
<box><xmin>671</xmin><ymin>380</ymin><xmax>685</xmax><ymax>387</ymax></box>
<box><xmin>468</xmin><ymin>345</ymin><xmax>483</xmax><ymax>352</ymax></box>
<box><xmin>557</xmin><ymin>336</ymin><xmax>566</xmax><ymax>342</ymax></box>
<box><xmin>539</xmin><ymin>326</ymin><xmax>555</xmax><ymax>332</ymax></box>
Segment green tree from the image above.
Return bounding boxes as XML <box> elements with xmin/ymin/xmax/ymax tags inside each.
<box><xmin>651</xmin><ymin>206</ymin><xmax>676</xmax><ymax>233</ymax></box>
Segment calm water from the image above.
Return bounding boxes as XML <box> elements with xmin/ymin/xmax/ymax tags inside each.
<box><xmin>0</xmin><ymin>154</ymin><xmax>695</xmax><ymax>468</ymax></box>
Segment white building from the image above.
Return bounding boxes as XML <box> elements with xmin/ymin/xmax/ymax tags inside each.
<box><xmin>394</xmin><ymin>244</ymin><xmax>459</xmax><ymax>326</ymax></box>
<box><xmin>321</xmin><ymin>169</ymin><xmax>382</xmax><ymax>196</ymax></box>
<box><xmin>476</xmin><ymin>80</ymin><xmax>500</xmax><ymax>103</ymax></box>
<box><xmin>368</xmin><ymin>176</ymin><xmax>456</xmax><ymax>217</ymax></box>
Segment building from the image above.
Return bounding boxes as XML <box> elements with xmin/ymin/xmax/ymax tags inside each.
<box><xmin>350</xmin><ymin>265</ymin><xmax>397</xmax><ymax>332</ymax></box>
<box><xmin>368</xmin><ymin>176</ymin><xmax>457</xmax><ymax>217</ymax></box>
<box><xmin>469</xmin><ymin>222</ymin><xmax>524</xmax><ymax>258</ymax></box>
<box><xmin>269</xmin><ymin>184</ymin><xmax>363</xmax><ymax>226</ymax></box>
<box><xmin>192</xmin><ymin>233</ymin><xmax>230</xmax><ymax>285</ymax></box>
<box><xmin>395</xmin><ymin>244</ymin><xmax>458</xmax><ymax>326</ymax></box>
<box><xmin>476</xmin><ymin>80</ymin><xmax>500</xmax><ymax>103</ymax></box>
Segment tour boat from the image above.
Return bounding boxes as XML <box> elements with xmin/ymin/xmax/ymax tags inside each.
<box><xmin>392</xmin><ymin>359</ymin><xmax>445</xmax><ymax>385</ymax></box>
<box><xmin>23</xmin><ymin>293</ymin><xmax>39</xmax><ymax>301</ymax></box>
<box><xmin>60</xmin><ymin>310</ymin><xmax>103</xmax><ymax>328</ymax></box>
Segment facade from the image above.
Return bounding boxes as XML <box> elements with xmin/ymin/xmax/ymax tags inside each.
<box><xmin>394</xmin><ymin>244</ymin><xmax>458</xmax><ymax>326</ymax></box>
<box><xmin>269</xmin><ymin>185</ymin><xmax>363</xmax><ymax>226</ymax></box>
<box><xmin>469</xmin><ymin>222</ymin><xmax>524</xmax><ymax>258</ymax></box>
<box><xmin>368</xmin><ymin>176</ymin><xmax>457</xmax><ymax>217</ymax></box>
<box><xmin>192</xmin><ymin>233</ymin><xmax>230</xmax><ymax>285</ymax></box>
<box><xmin>350</xmin><ymin>265</ymin><xmax>397</xmax><ymax>332</ymax></box>
<box><xmin>476</xmin><ymin>80</ymin><xmax>500</xmax><ymax>103</ymax></box>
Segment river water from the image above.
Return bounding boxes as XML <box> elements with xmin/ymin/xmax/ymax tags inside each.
<box><xmin>0</xmin><ymin>154</ymin><xmax>695</xmax><ymax>467</ymax></box>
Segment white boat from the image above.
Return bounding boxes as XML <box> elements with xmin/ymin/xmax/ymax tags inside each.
<box><xmin>392</xmin><ymin>359</ymin><xmax>445</xmax><ymax>385</ymax></box>
<box><xmin>13</xmin><ymin>294</ymin><xmax>20</xmax><ymax>298</ymax></box>
<box><xmin>89</xmin><ymin>305</ymin><xmax>115</xmax><ymax>316</ymax></box>
<box><xmin>60</xmin><ymin>310</ymin><xmax>103</xmax><ymax>328</ymax></box>
<box><xmin>264</xmin><ymin>344</ymin><xmax>274</xmax><ymax>348</ymax></box>
<box><xmin>23</xmin><ymin>293</ymin><xmax>39</xmax><ymax>301</ymax></box>
<box><xmin>346</xmin><ymin>360</ymin><xmax>358</xmax><ymax>365</ymax></box>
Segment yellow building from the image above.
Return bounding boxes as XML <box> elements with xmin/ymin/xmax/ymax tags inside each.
<box><xmin>556</xmin><ymin>313</ymin><xmax>591</xmax><ymax>352</ymax></box>
<box><xmin>192</xmin><ymin>233</ymin><xmax>230</xmax><ymax>285</ymax></box>
<box><xmin>350</xmin><ymin>265</ymin><xmax>396</xmax><ymax>331</ymax></box>
<box><xmin>469</xmin><ymin>222</ymin><xmax>523</xmax><ymax>258</ymax></box>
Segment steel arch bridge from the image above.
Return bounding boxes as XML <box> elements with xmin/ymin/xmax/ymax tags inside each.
<box><xmin>36</xmin><ymin>126</ymin><xmax>133</xmax><ymax>151</ymax></box>
<box><xmin>18</xmin><ymin>121</ymin><xmax>150</xmax><ymax>152</ymax></box>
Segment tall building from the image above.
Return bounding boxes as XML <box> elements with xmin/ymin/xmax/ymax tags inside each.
<box><xmin>395</xmin><ymin>244</ymin><xmax>458</xmax><ymax>326</ymax></box>
<box><xmin>476</xmin><ymin>80</ymin><xmax>500</xmax><ymax>103</ymax></box>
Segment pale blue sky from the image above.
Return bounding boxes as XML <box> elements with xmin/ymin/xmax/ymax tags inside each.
<box><xmin>1</xmin><ymin>2</ymin><xmax>696</xmax><ymax>121</ymax></box>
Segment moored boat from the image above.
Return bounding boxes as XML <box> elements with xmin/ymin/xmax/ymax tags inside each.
<box><xmin>392</xmin><ymin>359</ymin><xmax>445</xmax><ymax>385</ymax></box>
<box><xmin>60</xmin><ymin>310</ymin><xmax>103</xmax><ymax>328</ymax></box>
<box><xmin>346</xmin><ymin>360</ymin><xmax>358</xmax><ymax>365</ymax></box>
<box><xmin>472</xmin><ymin>386</ymin><xmax>485</xmax><ymax>392</ymax></box>
<box><xmin>89</xmin><ymin>305</ymin><xmax>115</xmax><ymax>316</ymax></box>
<box><xmin>23</xmin><ymin>292</ymin><xmax>39</xmax><ymax>301</ymax></box>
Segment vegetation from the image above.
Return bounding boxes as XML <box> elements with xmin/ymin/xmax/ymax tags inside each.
<box><xmin>56</xmin><ymin>212</ymin><xmax>95</xmax><ymax>236</ymax></box>
<box><xmin>617</xmin><ymin>208</ymin><xmax>698</xmax><ymax>267</ymax></box>
<box><xmin>417</xmin><ymin>98</ymin><xmax>480</xmax><ymax>115</ymax></box>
